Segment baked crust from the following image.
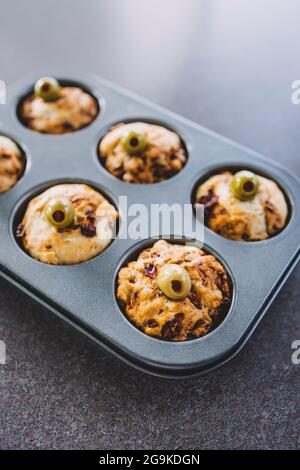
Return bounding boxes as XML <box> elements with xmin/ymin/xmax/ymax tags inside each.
<box><xmin>20</xmin><ymin>87</ymin><xmax>98</xmax><ymax>134</ymax></box>
<box><xmin>0</xmin><ymin>136</ymin><xmax>24</xmax><ymax>193</ymax></box>
<box><xmin>196</xmin><ymin>172</ymin><xmax>288</xmax><ymax>240</ymax></box>
<box><xmin>19</xmin><ymin>184</ymin><xmax>117</xmax><ymax>265</ymax></box>
<box><xmin>117</xmin><ymin>240</ymin><xmax>231</xmax><ymax>341</ymax></box>
<box><xmin>99</xmin><ymin>122</ymin><xmax>186</xmax><ymax>183</ymax></box>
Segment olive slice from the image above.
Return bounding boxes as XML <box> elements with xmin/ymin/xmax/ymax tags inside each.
<box><xmin>230</xmin><ymin>170</ymin><xmax>259</xmax><ymax>201</ymax></box>
<box><xmin>157</xmin><ymin>264</ymin><xmax>191</xmax><ymax>300</ymax></box>
<box><xmin>122</xmin><ymin>131</ymin><xmax>147</xmax><ymax>155</ymax></box>
<box><xmin>34</xmin><ymin>77</ymin><xmax>61</xmax><ymax>102</ymax></box>
<box><xmin>44</xmin><ymin>198</ymin><xmax>75</xmax><ymax>229</ymax></box>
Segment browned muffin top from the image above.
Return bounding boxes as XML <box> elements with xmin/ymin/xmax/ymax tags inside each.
<box><xmin>117</xmin><ymin>240</ymin><xmax>231</xmax><ymax>341</ymax></box>
<box><xmin>99</xmin><ymin>122</ymin><xmax>186</xmax><ymax>183</ymax></box>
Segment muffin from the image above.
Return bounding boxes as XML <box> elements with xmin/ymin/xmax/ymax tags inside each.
<box><xmin>117</xmin><ymin>240</ymin><xmax>231</xmax><ymax>341</ymax></box>
<box><xmin>99</xmin><ymin>122</ymin><xmax>186</xmax><ymax>183</ymax></box>
<box><xmin>0</xmin><ymin>136</ymin><xmax>25</xmax><ymax>193</ymax></box>
<box><xmin>17</xmin><ymin>184</ymin><xmax>117</xmax><ymax>265</ymax></box>
<box><xmin>195</xmin><ymin>170</ymin><xmax>288</xmax><ymax>241</ymax></box>
<box><xmin>19</xmin><ymin>77</ymin><xmax>98</xmax><ymax>134</ymax></box>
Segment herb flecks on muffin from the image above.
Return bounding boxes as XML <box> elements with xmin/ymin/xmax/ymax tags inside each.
<box><xmin>195</xmin><ymin>171</ymin><xmax>288</xmax><ymax>241</ymax></box>
<box><xmin>117</xmin><ymin>240</ymin><xmax>231</xmax><ymax>341</ymax></box>
<box><xmin>19</xmin><ymin>77</ymin><xmax>98</xmax><ymax>134</ymax></box>
<box><xmin>99</xmin><ymin>122</ymin><xmax>186</xmax><ymax>184</ymax></box>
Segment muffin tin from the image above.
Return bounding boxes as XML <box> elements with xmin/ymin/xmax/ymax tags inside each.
<box><xmin>0</xmin><ymin>71</ymin><xmax>299</xmax><ymax>379</ymax></box>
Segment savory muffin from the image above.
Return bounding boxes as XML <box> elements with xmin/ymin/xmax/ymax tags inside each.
<box><xmin>17</xmin><ymin>184</ymin><xmax>117</xmax><ymax>265</ymax></box>
<box><xmin>117</xmin><ymin>240</ymin><xmax>231</xmax><ymax>341</ymax></box>
<box><xmin>0</xmin><ymin>136</ymin><xmax>25</xmax><ymax>193</ymax></box>
<box><xmin>19</xmin><ymin>77</ymin><xmax>98</xmax><ymax>134</ymax></box>
<box><xmin>195</xmin><ymin>171</ymin><xmax>288</xmax><ymax>241</ymax></box>
<box><xmin>99</xmin><ymin>122</ymin><xmax>186</xmax><ymax>183</ymax></box>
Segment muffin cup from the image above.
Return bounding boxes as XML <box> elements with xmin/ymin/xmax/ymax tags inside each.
<box><xmin>12</xmin><ymin>178</ymin><xmax>119</xmax><ymax>263</ymax></box>
<box><xmin>97</xmin><ymin>118</ymin><xmax>188</xmax><ymax>184</ymax></box>
<box><xmin>0</xmin><ymin>132</ymin><xmax>28</xmax><ymax>194</ymax></box>
<box><xmin>0</xmin><ymin>70</ymin><xmax>299</xmax><ymax>378</ymax></box>
<box><xmin>192</xmin><ymin>163</ymin><xmax>293</xmax><ymax>242</ymax></box>
<box><xmin>115</xmin><ymin>237</ymin><xmax>234</xmax><ymax>341</ymax></box>
<box><xmin>16</xmin><ymin>78</ymin><xmax>101</xmax><ymax>134</ymax></box>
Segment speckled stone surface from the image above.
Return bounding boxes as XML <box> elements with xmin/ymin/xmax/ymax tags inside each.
<box><xmin>0</xmin><ymin>0</ymin><xmax>300</xmax><ymax>450</ymax></box>
<box><xmin>0</xmin><ymin>267</ymin><xmax>300</xmax><ymax>450</ymax></box>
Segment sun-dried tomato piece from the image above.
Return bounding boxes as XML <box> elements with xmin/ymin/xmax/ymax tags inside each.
<box><xmin>85</xmin><ymin>209</ymin><xmax>96</xmax><ymax>223</ymax></box>
<box><xmin>198</xmin><ymin>189</ymin><xmax>219</xmax><ymax>209</ymax></box>
<box><xmin>146</xmin><ymin>319</ymin><xmax>159</xmax><ymax>328</ymax></box>
<box><xmin>80</xmin><ymin>223</ymin><xmax>96</xmax><ymax>237</ymax></box>
<box><xmin>144</xmin><ymin>263</ymin><xmax>157</xmax><ymax>278</ymax></box>
<box><xmin>196</xmin><ymin>189</ymin><xmax>219</xmax><ymax>223</ymax></box>
<box><xmin>188</xmin><ymin>288</ymin><xmax>202</xmax><ymax>310</ymax></box>
<box><xmin>192</xmin><ymin>318</ymin><xmax>205</xmax><ymax>331</ymax></box>
<box><xmin>161</xmin><ymin>313</ymin><xmax>183</xmax><ymax>340</ymax></box>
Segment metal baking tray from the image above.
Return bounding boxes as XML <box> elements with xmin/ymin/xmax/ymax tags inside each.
<box><xmin>0</xmin><ymin>70</ymin><xmax>299</xmax><ymax>379</ymax></box>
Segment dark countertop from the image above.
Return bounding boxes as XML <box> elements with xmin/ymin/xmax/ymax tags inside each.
<box><xmin>0</xmin><ymin>0</ymin><xmax>299</xmax><ymax>450</ymax></box>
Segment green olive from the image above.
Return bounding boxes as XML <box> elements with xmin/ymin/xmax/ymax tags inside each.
<box><xmin>34</xmin><ymin>77</ymin><xmax>61</xmax><ymax>102</ymax></box>
<box><xmin>157</xmin><ymin>264</ymin><xmax>191</xmax><ymax>300</ymax></box>
<box><xmin>230</xmin><ymin>170</ymin><xmax>259</xmax><ymax>200</ymax></box>
<box><xmin>44</xmin><ymin>198</ymin><xmax>75</xmax><ymax>229</ymax></box>
<box><xmin>122</xmin><ymin>131</ymin><xmax>147</xmax><ymax>155</ymax></box>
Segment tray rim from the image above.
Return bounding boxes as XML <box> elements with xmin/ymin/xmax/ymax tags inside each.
<box><xmin>0</xmin><ymin>248</ymin><xmax>299</xmax><ymax>379</ymax></box>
